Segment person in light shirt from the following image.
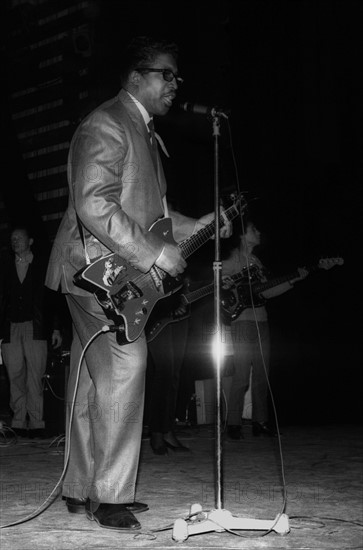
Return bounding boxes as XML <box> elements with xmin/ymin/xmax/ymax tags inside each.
<box><xmin>222</xmin><ymin>217</ymin><xmax>307</xmax><ymax>439</ymax></box>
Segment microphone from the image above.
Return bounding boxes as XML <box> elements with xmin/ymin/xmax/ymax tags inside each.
<box><xmin>179</xmin><ymin>102</ymin><xmax>230</xmax><ymax>118</ymax></box>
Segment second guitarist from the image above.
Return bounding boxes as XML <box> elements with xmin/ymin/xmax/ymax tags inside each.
<box><xmin>222</xmin><ymin>217</ymin><xmax>307</xmax><ymax>440</ymax></box>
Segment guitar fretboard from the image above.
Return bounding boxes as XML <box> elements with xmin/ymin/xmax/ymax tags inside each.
<box><xmin>182</xmin><ymin>283</ymin><xmax>215</xmax><ymax>304</ymax></box>
<box><xmin>237</xmin><ymin>262</ymin><xmax>329</xmax><ymax>294</ymax></box>
<box><xmin>251</xmin><ymin>270</ymin><xmax>301</xmax><ymax>294</ymax></box>
<box><xmin>179</xmin><ymin>201</ymin><xmax>243</xmax><ymax>259</ymax></box>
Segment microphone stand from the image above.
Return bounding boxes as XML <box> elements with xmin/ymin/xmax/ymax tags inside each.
<box><xmin>172</xmin><ymin>111</ymin><xmax>290</xmax><ymax>542</ymax></box>
<box><xmin>212</xmin><ymin>111</ymin><xmax>224</xmax><ymax>512</ymax></box>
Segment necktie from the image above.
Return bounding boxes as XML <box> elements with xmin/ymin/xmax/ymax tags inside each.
<box><xmin>147</xmin><ymin>119</ymin><xmax>156</xmax><ymax>146</ymax></box>
<box><xmin>147</xmin><ymin>118</ymin><xmax>158</xmax><ymax>176</ymax></box>
<box><xmin>147</xmin><ymin>119</ymin><xmax>170</xmax><ymax>158</ymax></box>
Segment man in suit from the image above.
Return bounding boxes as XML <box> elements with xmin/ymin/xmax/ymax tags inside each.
<box><xmin>45</xmin><ymin>36</ymin><xmax>231</xmax><ymax>531</ymax></box>
<box><xmin>0</xmin><ymin>226</ymin><xmax>62</xmax><ymax>438</ymax></box>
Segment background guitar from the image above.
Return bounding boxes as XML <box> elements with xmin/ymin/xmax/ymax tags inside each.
<box><xmin>146</xmin><ymin>281</ymin><xmax>215</xmax><ymax>342</ymax></box>
<box><xmin>146</xmin><ymin>257</ymin><xmax>344</xmax><ymax>340</ymax></box>
<box><xmin>221</xmin><ymin>256</ymin><xmax>344</xmax><ymax>323</ymax></box>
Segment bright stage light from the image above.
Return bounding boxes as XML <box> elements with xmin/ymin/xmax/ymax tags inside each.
<box><xmin>211</xmin><ymin>331</ymin><xmax>226</xmax><ymax>362</ymax></box>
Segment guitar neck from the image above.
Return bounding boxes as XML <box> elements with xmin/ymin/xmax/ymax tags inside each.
<box><xmin>232</xmin><ymin>256</ymin><xmax>343</xmax><ymax>295</ymax></box>
<box><xmin>179</xmin><ymin>201</ymin><xmax>242</xmax><ymax>259</ymax></box>
<box><xmin>250</xmin><ymin>264</ymin><xmax>321</xmax><ymax>294</ymax></box>
<box><xmin>252</xmin><ymin>270</ymin><xmax>301</xmax><ymax>294</ymax></box>
<box><xmin>181</xmin><ymin>283</ymin><xmax>215</xmax><ymax>305</ymax></box>
<box><xmin>176</xmin><ymin>262</ymin><xmax>322</xmax><ymax>308</ymax></box>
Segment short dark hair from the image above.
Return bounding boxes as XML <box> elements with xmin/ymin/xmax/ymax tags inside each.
<box><xmin>120</xmin><ymin>36</ymin><xmax>179</xmax><ymax>86</ymax></box>
<box><xmin>10</xmin><ymin>225</ymin><xmax>32</xmax><ymax>238</ymax></box>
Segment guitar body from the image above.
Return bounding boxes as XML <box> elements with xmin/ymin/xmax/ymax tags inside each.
<box><xmin>220</xmin><ymin>265</ymin><xmax>266</xmax><ymax>323</ymax></box>
<box><xmin>73</xmin><ymin>218</ymin><xmax>183</xmax><ymax>344</ymax></box>
<box><xmin>221</xmin><ymin>286</ymin><xmax>266</xmax><ymax>323</ymax></box>
<box><xmin>145</xmin><ymin>291</ymin><xmax>191</xmax><ymax>343</ymax></box>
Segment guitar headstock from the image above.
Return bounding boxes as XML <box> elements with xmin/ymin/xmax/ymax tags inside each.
<box><xmin>227</xmin><ymin>192</ymin><xmax>248</xmax><ymax>214</ymax></box>
<box><xmin>318</xmin><ymin>257</ymin><xmax>344</xmax><ymax>270</ymax></box>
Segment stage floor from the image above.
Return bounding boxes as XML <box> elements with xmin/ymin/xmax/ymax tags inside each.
<box><xmin>0</xmin><ymin>423</ymin><xmax>362</xmax><ymax>549</ymax></box>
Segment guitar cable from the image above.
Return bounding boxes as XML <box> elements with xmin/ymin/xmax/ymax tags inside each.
<box><xmin>0</xmin><ymin>325</ymin><xmax>111</xmax><ymax>530</ymax></box>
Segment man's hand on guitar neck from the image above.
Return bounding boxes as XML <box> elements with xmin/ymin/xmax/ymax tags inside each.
<box><xmin>194</xmin><ymin>208</ymin><xmax>233</xmax><ymax>239</ymax></box>
<box><xmin>290</xmin><ymin>267</ymin><xmax>309</xmax><ymax>285</ymax></box>
<box><xmin>222</xmin><ymin>275</ymin><xmax>234</xmax><ymax>289</ymax></box>
<box><xmin>154</xmin><ymin>208</ymin><xmax>232</xmax><ymax>278</ymax></box>
<box><xmin>155</xmin><ymin>242</ymin><xmax>187</xmax><ymax>277</ymax></box>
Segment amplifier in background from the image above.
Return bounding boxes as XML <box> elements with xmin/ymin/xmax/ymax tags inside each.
<box><xmin>195</xmin><ymin>374</ymin><xmax>252</xmax><ymax>425</ymax></box>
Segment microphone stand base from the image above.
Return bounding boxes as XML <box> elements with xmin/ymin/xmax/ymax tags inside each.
<box><xmin>172</xmin><ymin>504</ymin><xmax>290</xmax><ymax>542</ymax></box>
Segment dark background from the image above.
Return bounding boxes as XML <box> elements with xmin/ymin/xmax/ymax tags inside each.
<box><xmin>1</xmin><ymin>0</ymin><xmax>362</xmax><ymax>425</ymax></box>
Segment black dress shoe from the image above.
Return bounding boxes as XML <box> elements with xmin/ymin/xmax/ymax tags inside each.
<box><xmin>65</xmin><ymin>497</ymin><xmax>148</xmax><ymax>514</ymax></box>
<box><xmin>163</xmin><ymin>439</ymin><xmax>190</xmax><ymax>452</ymax></box>
<box><xmin>86</xmin><ymin>500</ymin><xmax>141</xmax><ymax>531</ymax></box>
<box><xmin>150</xmin><ymin>433</ymin><xmax>168</xmax><ymax>455</ymax></box>
<box><xmin>150</xmin><ymin>440</ymin><xmax>168</xmax><ymax>455</ymax></box>
<box><xmin>252</xmin><ymin>421</ymin><xmax>278</xmax><ymax>437</ymax></box>
<box><xmin>124</xmin><ymin>501</ymin><xmax>149</xmax><ymax>513</ymax></box>
<box><xmin>227</xmin><ymin>425</ymin><xmax>244</xmax><ymax>440</ymax></box>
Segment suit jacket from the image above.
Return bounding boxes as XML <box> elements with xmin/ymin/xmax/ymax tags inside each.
<box><xmin>0</xmin><ymin>252</ymin><xmax>61</xmax><ymax>341</ymax></box>
<box><xmin>46</xmin><ymin>89</ymin><xmax>196</xmax><ymax>295</ymax></box>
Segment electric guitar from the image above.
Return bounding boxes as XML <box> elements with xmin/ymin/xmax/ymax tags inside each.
<box><xmin>221</xmin><ymin>256</ymin><xmax>344</xmax><ymax>323</ymax></box>
<box><xmin>146</xmin><ymin>281</ymin><xmax>216</xmax><ymax>342</ymax></box>
<box><xmin>147</xmin><ymin>256</ymin><xmax>344</xmax><ymax>339</ymax></box>
<box><xmin>73</xmin><ymin>193</ymin><xmax>246</xmax><ymax>344</ymax></box>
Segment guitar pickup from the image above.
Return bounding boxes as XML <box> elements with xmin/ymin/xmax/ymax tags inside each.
<box><xmin>111</xmin><ymin>281</ymin><xmax>143</xmax><ymax>308</ymax></box>
<box><xmin>150</xmin><ymin>266</ymin><xmax>166</xmax><ymax>289</ymax></box>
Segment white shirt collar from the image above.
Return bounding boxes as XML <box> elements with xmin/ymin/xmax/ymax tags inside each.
<box><xmin>125</xmin><ymin>90</ymin><xmax>170</xmax><ymax>159</ymax></box>
<box><xmin>126</xmin><ymin>90</ymin><xmax>152</xmax><ymax>127</ymax></box>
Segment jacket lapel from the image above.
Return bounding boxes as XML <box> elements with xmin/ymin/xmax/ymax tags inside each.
<box><xmin>118</xmin><ymin>89</ymin><xmax>159</xmax><ymax>171</ymax></box>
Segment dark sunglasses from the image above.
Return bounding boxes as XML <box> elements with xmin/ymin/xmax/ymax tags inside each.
<box><xmin>137</xmin><ymin>68</ymin><xmax>184</xmax><ymax>84</ymax></box>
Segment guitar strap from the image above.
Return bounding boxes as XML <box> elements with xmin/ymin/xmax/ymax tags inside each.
<box><xmin>76</xmin><ymin>215</ymin><xmax>91</xmax><ymax>265</ymax></box>
<box><xmin>162</xmin><ymin>196</ymin><xmax>169</xmax><ymax>217</ymax></box>
<box><xmin>152</xmin><ymin>127</ymin><xmax>169</xmax><ymax>218</ymax></box>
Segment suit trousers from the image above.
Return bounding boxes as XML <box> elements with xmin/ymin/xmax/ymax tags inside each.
<box><xmin>62</xmin><ymin>294</ymin><xmax>147</xmax><ymax>503</ymax></box>
<box><xmin>2</xmin><ymin>321</ymin><xmax>47</xmax><ymax>429</ymax></box>
<box><xmin>227</xmin><ymin>320</ymin><xmax>270</xmax><ymax>425</ymax></box>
